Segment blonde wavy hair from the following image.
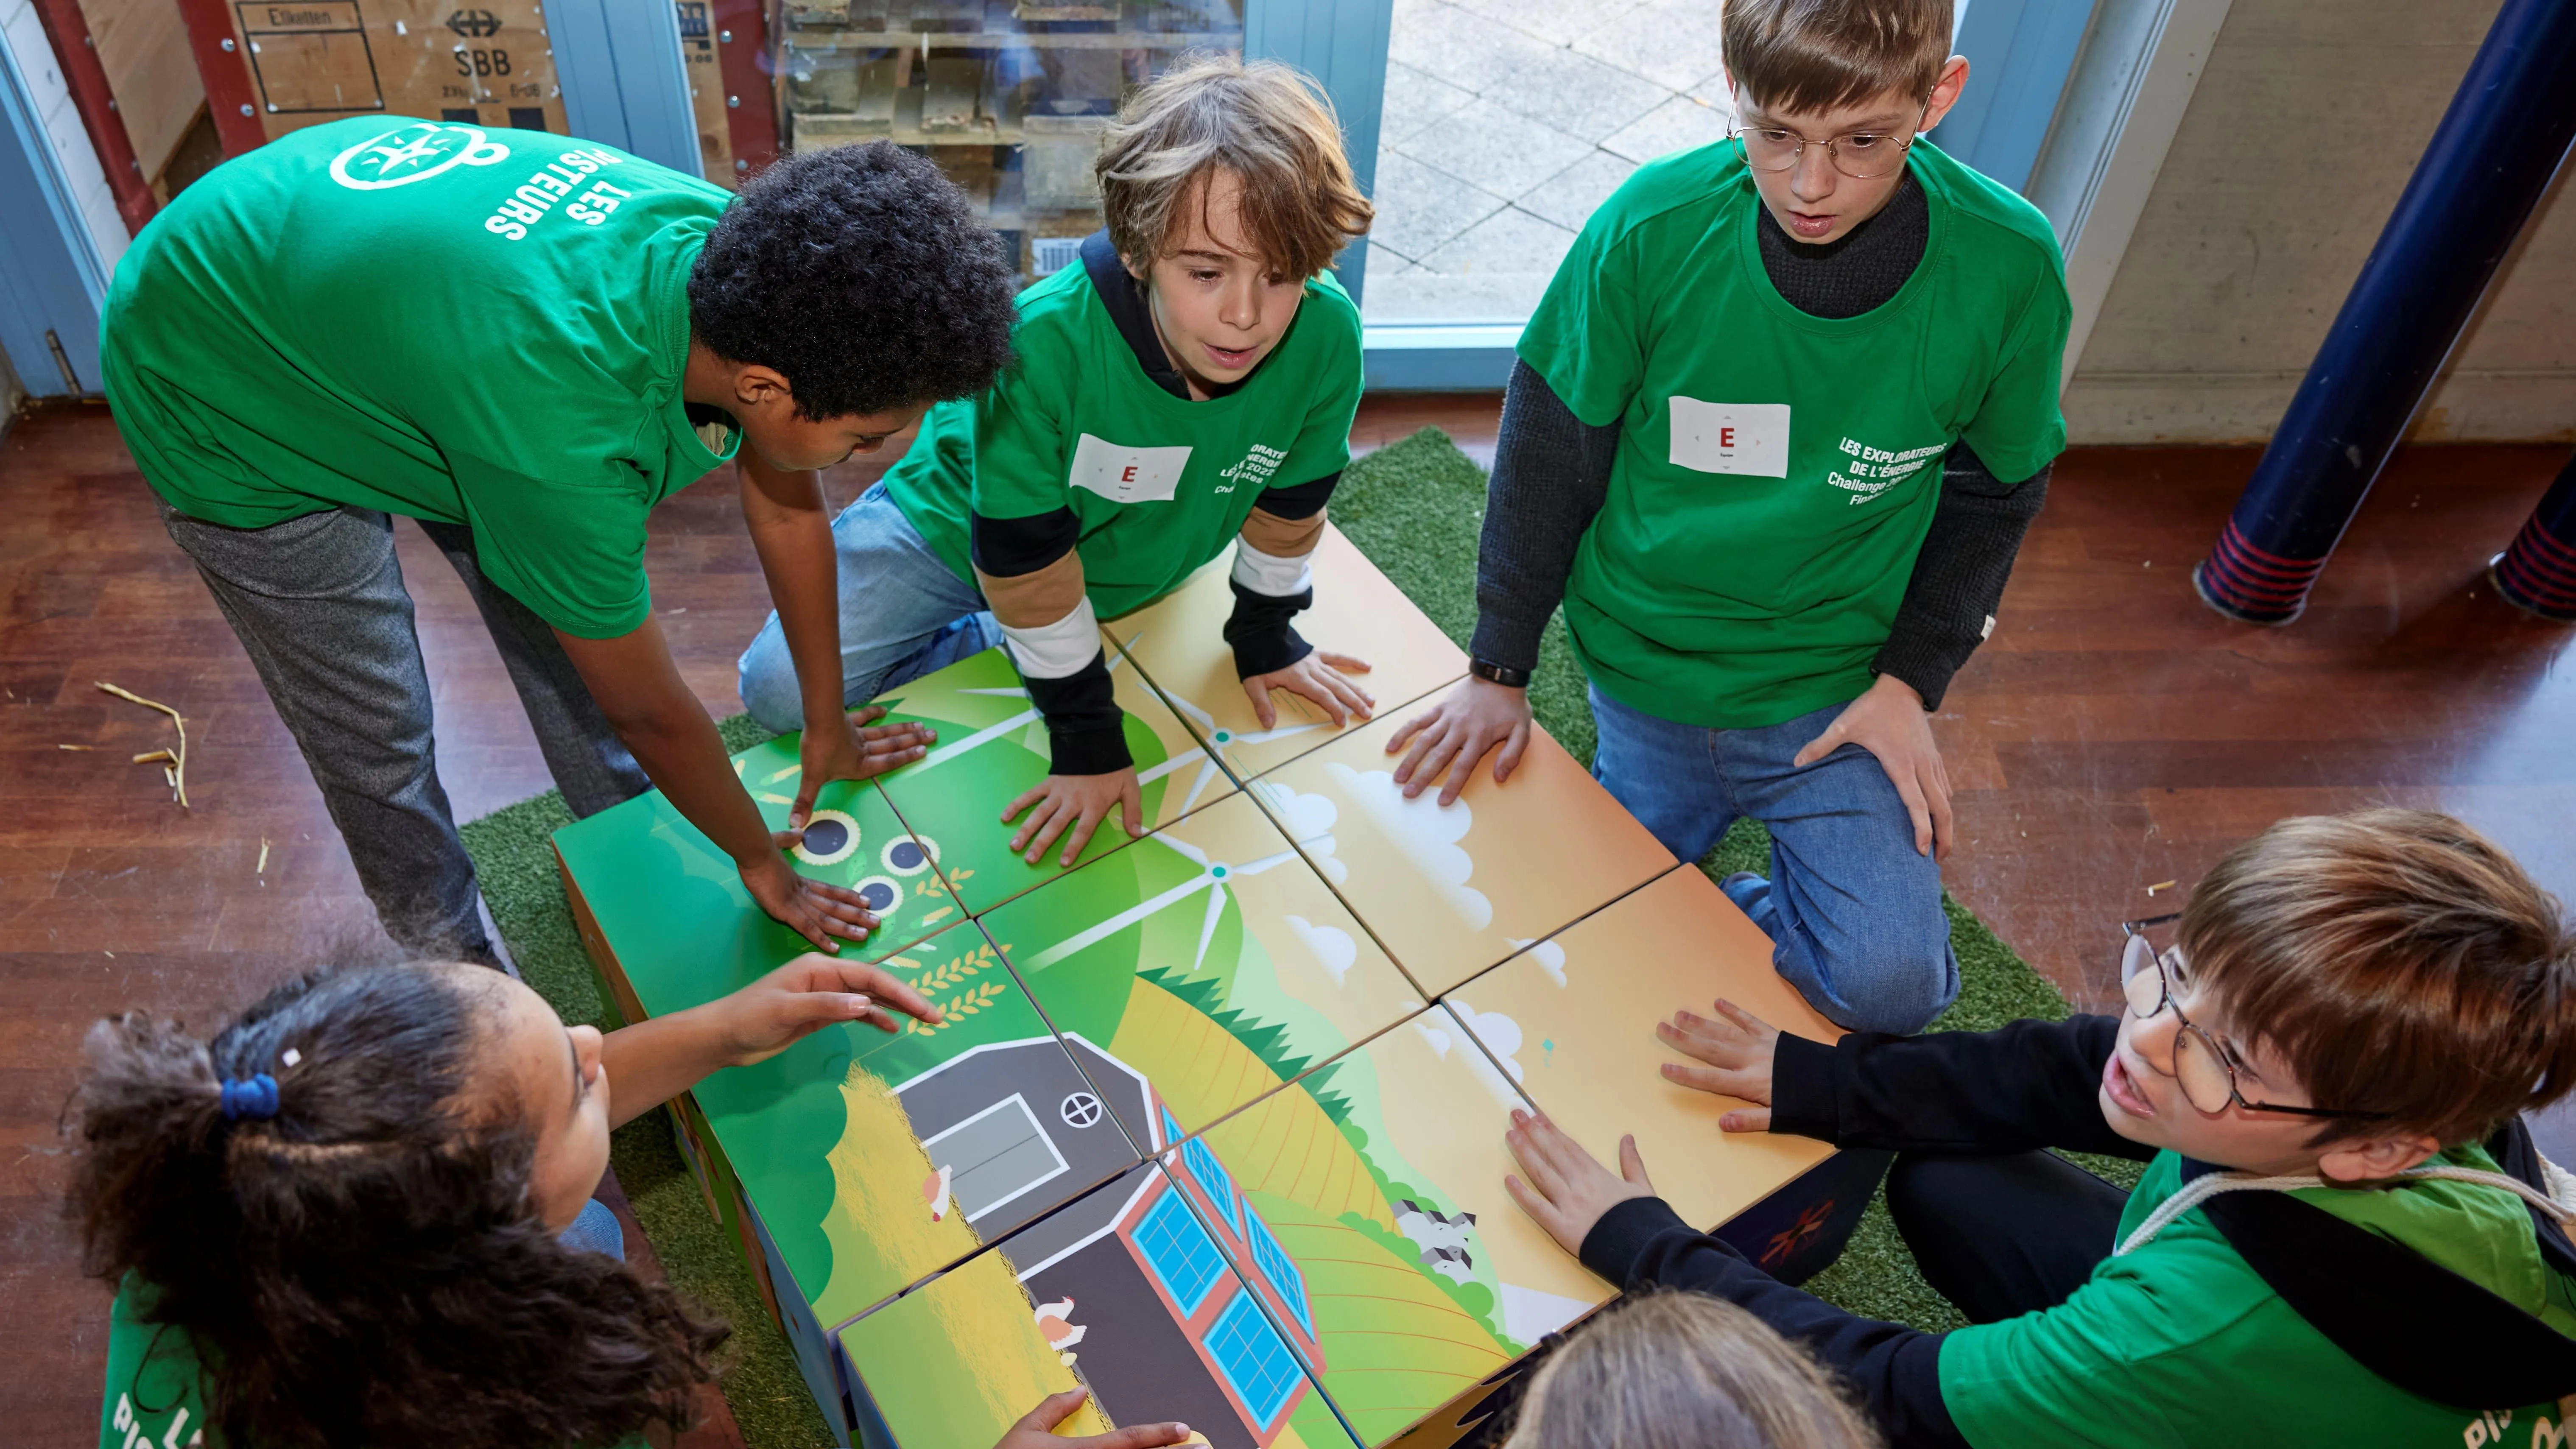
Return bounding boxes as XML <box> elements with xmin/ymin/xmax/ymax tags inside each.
<box><xmin>1505</xmin><ymin>1291</ymin><xmax>1880</xmax><ymax>1449</ymax></box>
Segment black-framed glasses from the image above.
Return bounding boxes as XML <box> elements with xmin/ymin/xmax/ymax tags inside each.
<box><xmin>2117</xmin><ymin>915</ymin><xmax>2389</xmax><ymax>1121</ymax></box>
<box><xmin>1728</xmin><ymin>97</ymin><xmax>1928</xmax><ymax>180</ymax></box>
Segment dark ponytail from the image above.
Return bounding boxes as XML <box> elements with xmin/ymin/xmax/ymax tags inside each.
<box><xmin>71</xmin><ymin>963</ymin><xmax>728</xmax><ymax>1449</ymax></box>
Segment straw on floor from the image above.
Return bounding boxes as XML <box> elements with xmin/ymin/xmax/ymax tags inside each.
<box><xmin>461</xmin><ymin>426</ymin><xmax>2128</xmax><ymax>1447</ymax></box>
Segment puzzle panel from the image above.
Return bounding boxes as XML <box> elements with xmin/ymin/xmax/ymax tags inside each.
<box><xmin>870</xmin><ymin>645</ymin><xmax>1237</xmax><ymax>915</ymax></box>
<box><xmin>838</xmin><ymin>1160</ymin><xmax>1362</xmax><ymax>1449</ymax></box>
<box><xmin>981</xmin><ymin>788</ymin><xmax>1423</xmax><ymax>1152</ymax></box>
<box><xmin>1442</xmin><ymin>868</ymin><xmax>1841</xmax><ymax>1238</ymax></box>
<box><xmin>686</xmin><ymin>919</ymin><xmax>1148</xmax><ymax>1331</ymax></box>
<box><xmin>553</xmin><ymin>733</ymin><xmax>964</xmax><ymax>1020</ymax></box>
<box><xmin>1102</xmin><ymin>527</ymin><xmax>1470</xmax><ymax>782</ymax></box>
<box><xmin>1174</xmin><ymin>1004</ymin><xmax>1618</xmax><ymax>1446</ymax></box>
<box><xmin>1246</xmin><ymin>684</ymin><xmax>1678</xmax><ymax>996</ymax></box>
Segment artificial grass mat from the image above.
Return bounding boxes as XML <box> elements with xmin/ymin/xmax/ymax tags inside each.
<box><xmin>460</xmin><ymin>426</ymin><xmax>2126</xmax><ymax>1447</ymax></box>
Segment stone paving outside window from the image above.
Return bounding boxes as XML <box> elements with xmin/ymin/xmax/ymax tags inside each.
<box><xmin>1366</xmin><ymin>0</ymin><xmax>1738</xmax><ymax>322</ymax></box>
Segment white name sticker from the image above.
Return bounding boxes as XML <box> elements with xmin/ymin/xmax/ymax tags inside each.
<box><xmin>1069</xmin><ymin>434</ymin><xmax>1193</xmax><ymax>504</ymax></box>
<box><xmin>1669</xmin><ymin>399</ymin><xmax>1791</xmax><ymax>477</ymax></box>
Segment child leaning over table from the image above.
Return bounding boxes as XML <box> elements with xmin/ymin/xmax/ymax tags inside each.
<box><xmin>738</xmin><ymin>56</ymin><xmax>1376</xmax><ymax>868</ymax></box>
<box><xmin>1387</xmin><ymin>0</ymin><xmax>2070</xmax><ymax>1036</ymax></box>
<box><xmin>80</xmin><ymin>955</ymin><xmax>1195</xmax><ymax>1449</ymax></box>
<box><xmin>1504</xmin><ymin>809</ymin><xmax>2576</xmax><ymax>1449</ymax></box>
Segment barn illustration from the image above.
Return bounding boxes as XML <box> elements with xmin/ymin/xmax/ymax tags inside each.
<box><xmin>892</xmin><ymin>1035</ymin><xmax>1323</xmax><ymax>1449</ymax></box>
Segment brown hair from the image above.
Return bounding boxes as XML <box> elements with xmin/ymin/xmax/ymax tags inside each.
<box><xmin>1504</xmin><ymin>1291</ymin><xmax>1880</xmax><ymax>1449</ymax></box>
<box><xmin>1723</xmin><ymin>0</ymin><xmax>1955</xmax><ymax>115</ymax></box>
<box><xmin>71</xmin><ymin>963</ymin><xmax>727</xmax><ymax>1449</ymax></box>
<box><xmin>2180</xmin><ymin>809</ymin><xmax>2576</xmax><ymax>1147</ymax></box>
<box><xmin>1097</xmin><ymin>56</ymin><xmax>1373</xmax><ymax>280</ymax></box>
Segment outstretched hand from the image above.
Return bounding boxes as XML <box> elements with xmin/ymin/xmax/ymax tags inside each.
<box><xmin>792</xmin><ymin>704</ymin><xmax>936</xmax><ymax>829</ymax></box>
<box><xmin>1003</xmin><ymin>768</ymin><xmax>1144</xmax><ymax>866</ymax></box>
<box><xmin>714</xmin><ymin>953</ymin><xmax>943</xmax><ymax>1067</ymax></box>
<box><xmin>995</xmin><ymin>1389</ymin><xmax>1193</xmax><ymax>1449</ymax></box>
<box><xmin>742</xmin><ymin>852</ymin><xmax>879</xmax><ymax>954</ymax></box>
<box><xmin>1384</xmin><ymin>678</ymin><xmax>1533</xmax><ymax>805</ymax></box>
<box><xmin>1503</xmin><ymin>1108</ymin><xmax>1658</xmax><ymax>1258</ymax></box>
<box><xmin>1243</xmin><ymin>650</ymin><xmax>1375</xmax><ymax>731</ymax></box>
<box><xmin>1657</xmin><ymin>998</ymin><xmax>1781</xmax><ymax>1133</ymax></box>
<box><xmin>1793</xmin><ymin>673</ymin><xmax>1953</xmax><ymax>861</ymax></box>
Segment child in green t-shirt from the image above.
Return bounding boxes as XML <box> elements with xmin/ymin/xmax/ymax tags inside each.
<box><xmin>1504</xmin><ymin>808</ymin><xmax>2576</xmax><ymax>1449</ymax></box>
<box><xmin>1386</xmin><ymin>0</ymin><xmax>2070</xmax><ymax>1036</ymax></box>
<box><xmin>103</xmin><ymin>132</ymin><xmax>1022</xmax><ymax>967</ymax></box>
<box><xmin>78</xmin><ymin>956</ymin><xmax>1193</xmax><ymax>1449</ymax></box>
<box><xmin>738</xmin><ymin>57</ymin><xmax>1377</xmax><ymax>868</ymax></box>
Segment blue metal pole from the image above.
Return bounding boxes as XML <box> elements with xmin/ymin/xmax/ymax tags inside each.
<box><xmin>2489</xmin><ymin>449</ymin><xmax>2576</xmax><ymax>622</ymax></box>
<box><xmin>2194</xmin><ymin>0</ymin><xmax>2576</xmax><ymax>624</ymax></box>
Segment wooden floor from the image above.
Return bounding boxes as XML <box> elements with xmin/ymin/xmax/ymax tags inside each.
<box><xmin>3</xmin><ymin>397</ymin><xmax>2571</xmax><ymax>1443</ymax></box>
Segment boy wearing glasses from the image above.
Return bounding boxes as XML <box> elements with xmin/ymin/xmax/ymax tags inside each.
<box><xmin>1387</xmin><ymin>0</ymin><xmax>2068</xmax><ymax>1034</ymax></box>
<box><xmin>1505</xmin><ymin>809</ymin><xmax>2576</xmax><ymax>1447</ymax></box>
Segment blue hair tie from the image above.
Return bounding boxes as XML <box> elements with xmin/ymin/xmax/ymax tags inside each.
<box><xmin>219</xmin><ymin>1073</ymin><xmax>280</xmax><ymax>1122</ymax></box>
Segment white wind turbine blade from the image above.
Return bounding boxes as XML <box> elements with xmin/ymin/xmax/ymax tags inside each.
<box><xmin>1138</xmin><ymin>745</ymin><xmax>1208</xmax><ymax>786</ymax></box>
<box><xmin>1193</xmin><ymin>881</ymin><xmax>1228</xmax><ymax>973</ymax></box>
<box><xmin>1178</xmin><ymin>755</ymin><xmax>1224</xmax><ymax>813</ymax></box>
<box><xmin>1228</xmin><ymin>847</ymin><xmax>1304</xmax><ymax>877</ymax></box>
<box><xmin>1022</xmin><ymin>871</ymin><xmax>1218</xmax><ymax>970</ymax></box>
<box><xmin>903</xmin><ymin>707</ymin><xmax>1042</xmax><ymax>778</ymax></box>
<box><xmin>1151</xmin><ymin>832</ymin><xmax>1212</xmax><ymax>868</ymax></box>
<box><xmin>958</xmin><ymin>686</ymin><xmax>1032</xmax><ymax>698</ymax></box>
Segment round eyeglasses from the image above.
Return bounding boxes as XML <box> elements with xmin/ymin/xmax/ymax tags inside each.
<box><xmin>1728</xmin><ymin>98</ymin><xmax>1928</xmax><ymax>180</ymax></box>
<box><xmin>2118</xmin><ymin>915</ymin><xmax>2388</xmax><ymax>1121</ymax></box>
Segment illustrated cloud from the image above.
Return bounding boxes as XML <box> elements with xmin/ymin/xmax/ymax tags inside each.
<box><xmin>1255</xmin><ymin>781</ymin><xmax>1346</xmax><ymax>885</ymax></box>
<box><xmin>1283</xmin><ymin>913</ymin><xmax>1357</xmax><ymax>986</ymax></box>
<box><xmin>1326</xmin><ymin>763</ymin><xmax>1492</xmax><ymax>930</ymax></box>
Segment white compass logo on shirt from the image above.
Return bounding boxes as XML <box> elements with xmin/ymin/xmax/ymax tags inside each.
<box><xmin>329</xmin><ymin>122</ymin><xmax>511</xmax><ymax>191</ymax></box>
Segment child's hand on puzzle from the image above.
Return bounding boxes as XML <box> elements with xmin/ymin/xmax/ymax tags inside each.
<box><xmin>1386</xmin><ymin>676</ymin><xmax>1535</xmax><ymax>805</ymax></box>
<box><xmin>1503</xmin><ymin>1109</ymin><xmax>1660</xmax><ymax>1257</ymax></box>
<box><xmin>790</xmin><ymin>704</ymin><xmax>937</xmax><ymax>829</ymax></box>
<box><xmin>1003</xmin><ymin>768</ymin><xmax>1145</xmax><ymax>866</ymax></box>
<box><xmin>1657</xmin><ymin>998</ymin><xmax>1781</xmax><ymax>1131</ymax></box>
<box><xmin>995</xmin><ymin>1389</ymin><xmax>1194</xmax><ymax>1449</ymax></box>
<box><xmin>1242</xmin><ymin>649</ymin><xmax>1375</xmax><ymax>730</ymax></box>
<box><xmin>712</xmin><ymin>954</ymin><xmax>944</xmax><ymax>1067</ymax></box>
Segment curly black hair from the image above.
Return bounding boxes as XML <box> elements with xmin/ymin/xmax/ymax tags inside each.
<box><xmin>71</xmin><ymin>963</ymin><xmax>729</xmax><ymax>1449</ymax></box>
<box><xmin>690</xmin><ymin>141</ymin><xmax>1022</xmax><ymax>420</ymax></box>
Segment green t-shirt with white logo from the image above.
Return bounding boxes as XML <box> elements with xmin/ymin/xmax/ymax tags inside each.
<box><xmin>1517</xmin><ymin>139</ymin><xmax>2069</xmax><ymax>729</ymax></box>
<box><xmin>101</xmin><ymin>117</ymin><xmax>740</xmax><ymax>639</ymax></box>
<box><xmin>883</xmin><ymin>263</ymin><xmax>1362</xmax><ymax>619</ymax></box>
<box><xmin>1941</xmin><ymin>1144</ymin><xmax>2576</xmax><ymax>1449</ymax></box>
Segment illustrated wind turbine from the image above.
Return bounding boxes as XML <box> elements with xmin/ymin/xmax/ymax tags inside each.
<box><xmin>1118</xmin><ymin>625</ymin><xmax>1326</xmax><ymax>783</ymax></box>
<box><xmin>1018</xmin><ymin>828</ymin><xmax>1308</xmax><ymax>975</ymax></box>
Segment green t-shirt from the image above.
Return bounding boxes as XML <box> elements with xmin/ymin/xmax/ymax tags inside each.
<box><xmin>883</xmin><ymin>262</ymin><xmax>1363</xmax><ymax>619</ymax></box>
<box><xmin>100</xmin><ymin>117</ymin><xmax>740</xmax><ymax>639</ymax></box>
<box><xmin>102</xmin><ymin>1279</ymin><xmax>205</xmax><ymax>1449</ymax></box>
<box><xmin>1516</xmin><ymin>139</ymin><xmax>2070</xmax><ymax>729</ymax></box>
<box><xmin>1941</xmin><ymin>1144</ymin><xmax>2576</xmax><ymax>1448</ymax></box>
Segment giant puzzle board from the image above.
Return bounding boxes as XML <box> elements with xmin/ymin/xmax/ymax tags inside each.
<box><xmin>554</xmin><ymin>528</ymin><xmax>1864</xmax><ymax>1449</ymax></box>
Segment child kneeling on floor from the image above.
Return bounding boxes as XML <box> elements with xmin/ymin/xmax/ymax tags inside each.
<box><xmin>77</xmin><ymin>958</ymin><xmax>1192</xmax><ymax>1449</ymax></box>
<box><xmin>736</xmin><ymin>56</ymin><xmax>1376</xmax><ymax>869</ymax></box>
<box><xmin>1506</xmin><ymin>809</ymin><xmax>2576</xmax><ymax>1448</ymax></box>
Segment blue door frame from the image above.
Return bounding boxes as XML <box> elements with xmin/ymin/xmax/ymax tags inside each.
<box><xmin>0</xmin><ymin>22</ymin><xmax>110</xmax><ymax>398</ymax></box>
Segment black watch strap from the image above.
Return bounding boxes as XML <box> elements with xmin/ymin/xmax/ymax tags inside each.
<box><xmin>1469</xmin><ymin>659</ymin><xmax>1532</xmax><ymax>689</ymax></box>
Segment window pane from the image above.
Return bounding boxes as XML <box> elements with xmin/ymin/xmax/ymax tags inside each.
<box><xmin>918</xmin><ymin>1094</ymin><xmax>1069</xmax><ymax>1222</ymax></box>
<box><xmin>772</xmin><ymin>0</ymin><xmax>1246</xmax><ymax>289</ymax></box>
<box><xmin>1243</xmin><ymin>1206</ymin><xmax>1312</xmax><ymax>1338</ymax></box>
<box><xmin>1181</xmin><ymin>1135</ymin><xmax>1243</xmax><ymax>1236</ymax></box>
<box><xmin>1206</xmin><ymin>1293</ymin><xmax>1302</xmax><ymax>1427</ymax></box>
<box><xmin>1134</xmin><ymin>1188</ymin><xmax>1226</xmax><ymax>1315</ymax></box>
<box><xmin>1363</xmin><ymin>2</ymin><xmax>1738</xmax><ymax>325</ymax></box>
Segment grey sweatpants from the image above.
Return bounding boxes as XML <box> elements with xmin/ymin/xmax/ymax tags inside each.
<box><xmin>160</xmin><ymin>502</ymin><xmax>648</xmax><ymax>958</ymax></box>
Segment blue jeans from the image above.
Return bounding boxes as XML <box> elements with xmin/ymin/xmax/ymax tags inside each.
<box><xmin>736</xmin><ymin>483</ymin><xmax>1002</xmax><ymax>734</ymax></box>
<box><xmin>560</xmin><ymin>1197</ymin><xmax>627</xmax><ymax>1260</ymax></box>
<box><xmin>1590</xmin><ymin>684</ymin><xmax>1960</xmax><ymax>1034</ymax></box>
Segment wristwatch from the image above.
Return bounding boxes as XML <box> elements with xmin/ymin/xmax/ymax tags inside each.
<box><xmin>1469</xmin><ymin>658</ymin><xmax>1532</xmax><ymax>689</ymax></box>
